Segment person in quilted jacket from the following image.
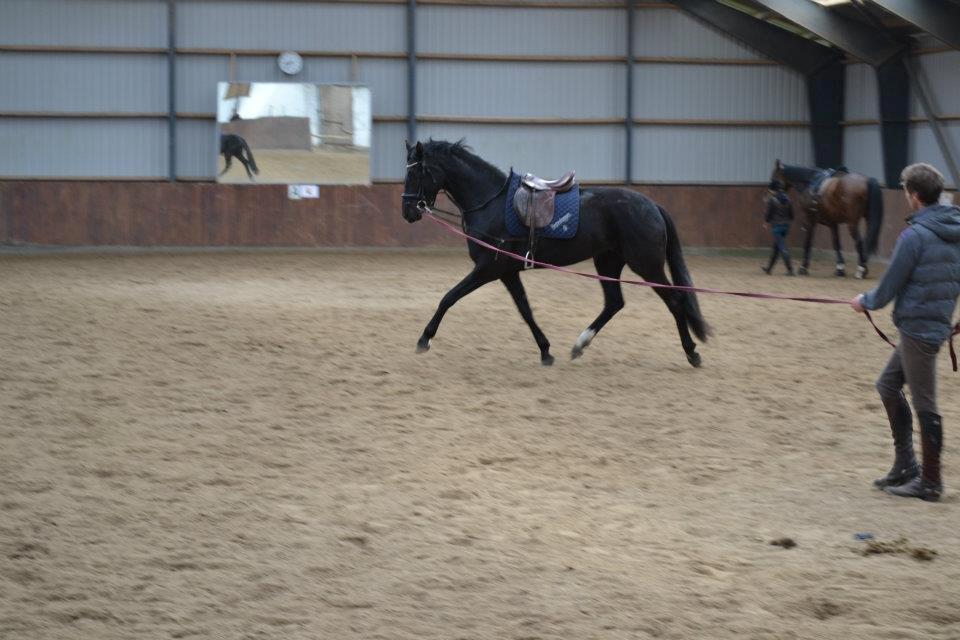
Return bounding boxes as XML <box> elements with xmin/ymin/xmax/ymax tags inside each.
<box><xmin>851</xmin><ymin>163</ymin><xmax>960</xmax><ymax>501</ymax></box>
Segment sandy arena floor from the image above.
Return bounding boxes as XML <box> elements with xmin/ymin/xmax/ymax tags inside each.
<box><xmin>218</xmin><ymin>148</ymin><xmax>370</xmax><ymax>185</ymax></box>
<box><xmin>0</xmin><ymin>249</ymin><xmax>958</xmax><ymax>640</ymax></box>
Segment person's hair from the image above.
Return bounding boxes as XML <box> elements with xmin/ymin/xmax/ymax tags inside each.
<box><xmin>900</xmin><ymin>163</ymin><xmax>944</xmax><ymax>205</ymax></box>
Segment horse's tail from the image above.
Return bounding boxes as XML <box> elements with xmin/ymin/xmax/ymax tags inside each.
<box><xmin>865</xmin><ymin>177</ymin><xmax>884</xmax><ymax>255</ymax></box>
<box><xmin>660</xmin><ymin>205</ymin><xmax>711</xmax><ymax>343</ymax></box>
<box><xmin>240</xmin><ymin>137</ymin><xmax>259</xmax><ymax>174</ymax></box>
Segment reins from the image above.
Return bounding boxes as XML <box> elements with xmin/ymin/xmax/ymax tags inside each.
<box><xmin>420</xmin><ymin>204</ymin><xmax>959</xmax><ymax>372</ymax></box>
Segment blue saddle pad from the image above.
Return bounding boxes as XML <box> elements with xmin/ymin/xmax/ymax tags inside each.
<box><xmin>504</xmin><ymin>171</ymin><xmax>580</xmax><ymax>240</ymax></box>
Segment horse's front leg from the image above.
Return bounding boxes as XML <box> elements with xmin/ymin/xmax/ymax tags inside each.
<box><xmin>501</xmin><ymin>271</ymin><xmax>553</xmax><ymax>366</ymax></box>
<box><xmin>799</xmin><ymin>219</ymin><xmax>816</xmax><ymax>275</ymax></box>
<box><xmin>830</xmin><ymin>224</ymin><xmax>846</xmax><ymax>277</ymax></box>
<box><xmin>417</xmin><ymin>267</ymin><xmax>492</xmax><ymax>353</ymax></box>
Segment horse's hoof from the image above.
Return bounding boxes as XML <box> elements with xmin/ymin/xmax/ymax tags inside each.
<box><xmin>835</xmin><ymin>269</ymin><xmax>847</xmax><ymax>278</ymax></box>
<box><xmin>415</xmin><ymin>339</ymin><xmax>431</xmax><ymax>353</ymax></box>
<box><xmin>687</xmin><ymin>352</ymin><xmax>702</xmax><ymax>368</ymax></box>
<box><xmin>798</xmin><ymin>266</ymin><xmax>809</xmax><ymax>276</ymax></box>
<box><xmin>856</xmin><ymin>266</ymin><xmax>868</xmax><ymax>280</ymax></box>
<box><xmin>571</xmin><ymin>329</ymin><xmax>594</xmax><ymax>360</ymax></box>
<box><xmin>541</xmin><ymin>354</ymin><xmax>555</xmax><ymax>367</ymax></box>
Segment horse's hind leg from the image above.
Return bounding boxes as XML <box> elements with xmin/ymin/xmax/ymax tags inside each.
<box><xmin>645</xmin><ymin>267</ymin><xmax>700</xmax><ymax>367</ymax></box>
<box><xmin>218</xmin><ymin>154</ymin><xmax>232</xmax><ymax>177</ymax></box>
<box><xmin>571</xmin><ymin>253</ymin><xmax>625</xmax><ymax>360</ymax></box>
<box><xmin>239</xmin><ymin>156</ymin><xmax>255</xmax><ymax>181</ymax></box>
<box><xmin>831</xmin><ymin>224</ymin><xmax>846</xmax><ymax>277</ymax></box>
<box><xmin>417</xmin><ymin>267</ymin><xmax>492</xmax><ymax>353</ymax></box>
<box><xmin>501</xmin><ymin>271</ymin><xmax>554</xmax><ymax>366</ymax></box>
<box><xmin>850</xmin><ymin>224</ymin><xmax>868</xmax><ymax>279</ymax></box>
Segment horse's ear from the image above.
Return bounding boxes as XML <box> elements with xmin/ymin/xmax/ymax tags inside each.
<box><xmin>413</xmin><ymin>141</ymin><xmax>424</xmax><ymax>160</ymax></box>
<box><xmin>405</xmin><ymin>140</ymin><xmax>412</xmax><ymax>153</ymax></box>
<box><xmin>775</xmin><ymin>159</ymin><xmax>783</xmax><ymax>170</ymax></box>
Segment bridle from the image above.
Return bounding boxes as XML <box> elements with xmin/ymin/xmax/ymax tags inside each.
<box><xmin>400</xmin><ymin>160</ymin><xmax>438</xmax><ymax>215</ymax></box>
<box><xmin>401</xmin><ymin>157</ymin><xmax>510</xmax><ymax>221</ymax></box>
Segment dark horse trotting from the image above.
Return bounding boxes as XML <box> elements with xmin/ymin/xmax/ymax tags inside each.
<box><xmin>771</xmin><ymin>160</ymin><xmax>883</xmax><ymax>279</ymax></box>
<box><xmin>219</xmin><ymin>133</ymin><xmax>259</xmax><ymax>181</ymax></box>
<box><xmin>401</xmin><ymin>140</ymin><xmax>711</xmax><ymax>367</ymax></box>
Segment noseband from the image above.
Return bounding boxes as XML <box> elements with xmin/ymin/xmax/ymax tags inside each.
<box><xmin>401</xmin><ymin>160</ymin><xmax>437</xmax><ymax>213</ymax></box>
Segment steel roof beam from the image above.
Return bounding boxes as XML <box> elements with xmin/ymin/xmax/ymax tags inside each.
<box><xmin>749</xmin><ymin>0</ymin><xmax>906</xmax><ymax>66</ymax></box>
<box><xmin>867</xmin><ymin>0</ymin><xmax>960</xmax><ymax>51</ymax></box>
<box><xmin>671</xmin><ymin>0</ymin><xmax>840</xmax><ymax>76</ymax></box>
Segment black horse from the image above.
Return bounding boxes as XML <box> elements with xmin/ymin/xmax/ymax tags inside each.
<box><xmin>219</xmin><ymin>133</ymin><xmax>259</xmax><ymax>181</ymax></box>
<box><xmin>401</xmin><ymin>140</ymin><xmax>711</xmax><ymax>367</ymax></box>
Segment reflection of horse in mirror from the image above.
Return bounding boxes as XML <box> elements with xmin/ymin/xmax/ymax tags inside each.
<box><xmin>771</xmin><ymin>160</ymin><xmax>883</xmax><ymax>278</ymax></box>
<box><xmin>219</xmin><ymin>134</ymin><xmax>259</xmax><ymax>181</ymax></box>
<box><xmin>401</xmin><ymin>139</ymin><xmax>711</xmax><ymax>367</ymax></box>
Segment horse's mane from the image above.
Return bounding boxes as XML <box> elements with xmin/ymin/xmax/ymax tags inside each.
<box><xmin>780</xmin><ymin>164</ymin><xmax>822</xmax><ymax>186</ymax></box>
<box><xmin>423</xmin><ymin>139</ymin><xmax>507</xmax><ymax>181</ymax></box>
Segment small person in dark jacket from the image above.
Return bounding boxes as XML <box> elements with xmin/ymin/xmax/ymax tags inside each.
<box><xmin>851</xmin><ymin>163</ymin><xmax>960</xmax><ymax>501</ymax></box>
<box><xmin>762</xmin><ymin>180</ymin><xmax>795</xmax><ymax>276</ymax></box>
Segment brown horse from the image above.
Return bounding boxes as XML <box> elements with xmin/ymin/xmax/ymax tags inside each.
<box><xmin>771</xmin><ymin>160</ymin><xmax>884</xmax><ymax>279</ymax></box>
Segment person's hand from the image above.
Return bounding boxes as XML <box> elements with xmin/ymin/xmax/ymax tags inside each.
<box><xmin>850</xmin><ymin>294</ymin><xmax>865</xmax><ymax>313</ymax></box>
<box><xmin>762</xmin><ymin>223</ymin><xmax>769</xmax><ymax>230</ymax></box>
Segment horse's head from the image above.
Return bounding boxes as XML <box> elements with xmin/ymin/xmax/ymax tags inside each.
<box><xmin>402</xmin><ymin>141</ymin><xmax>444</xmax><ymax>223</ymax></box>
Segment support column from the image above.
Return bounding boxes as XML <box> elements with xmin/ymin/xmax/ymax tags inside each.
<box><xmin>806</xmin><ymin>58</ymin><xmax>845</xmax><ymax>169</ymax></box>
<box><xmin>625</xmin><ymin>0</ymin><xmax>634</xmax><ymax>185</ymax></box>
<box><xmin>167</xmin><ymin>0</ymin><xmax>177</xmax><ymax>182</ymax></box>
<box><xmin>406</xmin><ymin>0</ymin><xmax>417</xmax><ymax>144</ymax></box>
<box><xmin>876</xmin><ymin>55</ymin><xmax>910</xmax><ymax>188</ymax></box>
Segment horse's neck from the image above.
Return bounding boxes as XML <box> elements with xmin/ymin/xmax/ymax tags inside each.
<box><xmin>781</xmin><ymin>165</ymin><xmax>818</xmax><ymax>186</ymax></box>
<box><xmin>442</xmin><ymin>155</ymin><xmax>505</xmax><ymax>214</ymax></box>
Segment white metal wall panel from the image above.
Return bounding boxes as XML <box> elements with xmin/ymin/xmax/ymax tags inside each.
<box><xmin>0</xmin><ymin>119</ymin><xmax>167</xmax><ymax>177</ymax></box>
<box><xmin>0</xmin><ymin>0</ymin><xmax>166</xmax><ymax>48</ymax></box>
<box><xmin>844</xmin><ymin>63</ymin><xmax>878</xmax><ymax>121</ymax></box>
<box><xmin>175</xmin><ymin>55</ymin><xmax>353</xmax><ymax>114</ymax></box>
<box><xmin>910</xmin><ymin>122</ymin><xmax>960</xmax><ymax>189</ymax></box>
<box><xmin>633</xmin><ymin>9</ymin><xmax>765</xmax><ymax>60</ymax></box>
<box><xmin>415</xmin><ymin>124</ymin><xmax>626</xmax><ymax>182</ymax></box>
<box><xmin>418</xmin><ymin>61</ymin><xmax>624</xmax><ymax>118</ymax></box>
<box><xmin>371</xmin><ymin>122</ymin><xmax>407</xmax><ymax>182</ymax></box>
<box><xmin>911</xmin><ymin>51</ymin><xmax>960</xmax><ymax>117</ymax></box>
<box><xmin>357</xmin><ymin>60</ymin><xmax>408</xmax><ymax>117</ymax></box>
<box><xmin>0</xmin><ymin>52</ymin><xmax>167</xmax><ymax>113</ymax></box>
<box><xmin>632</xmin><ymin>126</ymin><xmax>812</xmax><ymax>183</ymax></box>
<box><xmin>176</xmin><ymin>118</ymin><xmax>217</xmax><ymax>179</ymax></box>
<box><xmin>842</xmin><ymin>125</ymin><xmax>884</xmax><ymax>180</ymax></box>
<box><xmin>633</xmin><ymin>64</ymin><xmax>808</xmax><ymax>120</ymax></box>
<box><xmin>417</xmin><ymin>7</ymin><xmax>626</xmax><ymax>56</ymax></box>
<box><xmin>176</xmin><ymin>1</ymin><xmax>404</xmax><ymax>52</ymax></box>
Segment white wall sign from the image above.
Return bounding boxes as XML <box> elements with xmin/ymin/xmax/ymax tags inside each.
<box><xmin>288</xmin><ymin>184</ymin><xmax>320</xmax><ymax>200</ymax></box>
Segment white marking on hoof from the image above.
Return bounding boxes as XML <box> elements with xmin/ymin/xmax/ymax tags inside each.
<box><xmin>836</xmin><ymin>263</ymin><xmax>845</xmax><ymax>273</ymax></box>
<box><xmin>571</xmin><ymin>328</ymin><xmax>596</xmax><ymax>359</ymax></box>
<box><xmin>856</xmin><ymin>265</ymin><xmax>867</xmax><ymax>279</ymax></box>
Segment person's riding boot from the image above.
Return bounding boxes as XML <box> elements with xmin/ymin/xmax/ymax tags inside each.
<box><xmin>873</xmin><ymin>393</ymin><xmax>920</xmax><ymax>489</ymax></box>
<box><xmin>886</xmin><ymin>411</ymin><xmax>943</xmax><ymax>501</ymax></box>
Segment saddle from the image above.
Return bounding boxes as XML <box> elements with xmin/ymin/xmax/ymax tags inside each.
<box><xmin>513</xmin><ymin>171</ymin><xmax>577</xmax><ymax>229</ymax></box>
<box><xmin>510</xmin><ymin>171</ymin><xmax>578</xmax><ymax>268</ymax></box>
<box><xmin>810</xmin><ymin>167</ymin><xmax>848</xmax><ymax>217</ymax></box>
